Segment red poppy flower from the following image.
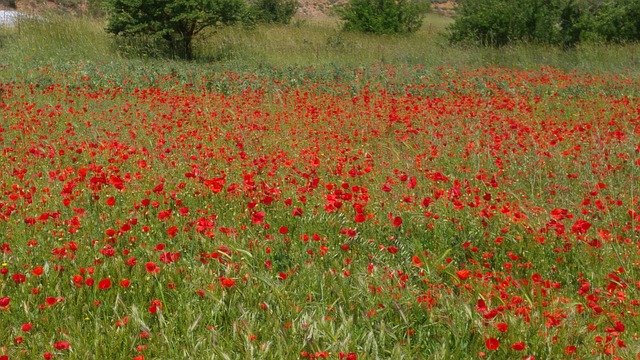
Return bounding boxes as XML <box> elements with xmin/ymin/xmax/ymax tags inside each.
<box><xmin>412</xmin><ymin>255</ymin><xmax>423</xmax><ymax>267</ymax></box>
<box><xmin>53</xmin><ymin>341</ymin><xmax>70</xmax><ymax>350</ymax></box>
<box><xmin>159</xmin><ymin>252</ymin><xmax>180</xmax><ymax>264</ymax></box>
<box><xmin>570</xmin><ymin>219</ymin><xmax>591</xmax><ymax>234</ymax></box>
<box><xmin>339</xmin><ymin>353</ymin><xmax>357</xmax><ymax>360</ymax></box>
<box><xmin>46</xmin><ymin>297</ymin><xmax>58</xmax><ymax>305</ymax></box>
<box><xmin>456</xmin><ymin>270</ymin><xmax>471</xmax><ymax>280</ymax></box>
<box><xmin>485</xmin><ymin>337</ymin><xmax>499</xmax><ymax>351</ymax></box>
<box><xmin>152</xmin><ymin>183</ymin><xmax>164</xmax><ymax>193</ymax></box>
<box><xmin>148</xmin><ymin>299</ymin><xmax>162</xmax><ymax>313</ymax></box>
<box><xmin>220</xmin><ymin>277</ymin><xmax>235</xmax><ymax>288</ymax></box>
<box><xmin>31</xmin><ymin>266</ymin><xmax>44</xmax><ymax>276</ymax></box>
<box><xmin>145</xmin><ymin>262</ymin><xmax>159</xmax><ymax>274</ymax></box>
<box><xmin>0</xmin><ymin>296</ymin><xmax>10</xmax><ymax>308</ymax></box>
<box><xmin>512</xmin><ymin>342</ymin><xmax>526</xmax><ymax>351</ymax></box>
<box><xmin>13</xmin><ymin>273</ymin><xmax>26</xmax><ymax>284</ymax></box>
<box><xmin>106</xmin><ymin>196</ymin><xmax>115</xmax><ymax>206</ymax></box>
<box><xmin>251</xmin><ymin>211</ymin><xmax>265</xmax><ymax>225</ymax></box>
<box><xmin>167</xmin><ymin>226</ymin><xmax>178</xmax><ymax>238</ymax></box>
<box><xmin>98</xmin><ymin>278</ymin><xmax>112</xmax><ymax>290</ymax></box>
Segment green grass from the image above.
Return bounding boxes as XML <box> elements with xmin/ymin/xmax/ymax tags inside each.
<box><xmin>0</xmin><ymin>14</ymin><xmax>113</xmax><ymax>63</ymax></box>
<box><xmin>1</xmin><ymin>12</ymin><xmax>640</xmax><ymax>75</ymax></box>
<box><xmin>1</xmin><ymin>9</ymin><xmax>640</xmax><ymax>360</ymax></box>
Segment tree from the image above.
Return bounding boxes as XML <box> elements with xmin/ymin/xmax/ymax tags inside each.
<box><xmin>106</xmin><ymin>0</ymin><xmax>245</xmax><ymax>60</ymax></box>
<box><xmin>337</xmin><ymin>0</ymin><xmax>426</xmax><ymax>35</ymax></box>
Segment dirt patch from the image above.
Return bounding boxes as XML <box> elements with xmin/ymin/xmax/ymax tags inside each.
<box><xmin>431</xmin><ymin>1</ymin><xmax>456</xmax><ymax>16</ymax></box>
<box><xmin>296</xmin><ymin>0</ymin><xmax>345</xmax><ymax>18</ymax></box>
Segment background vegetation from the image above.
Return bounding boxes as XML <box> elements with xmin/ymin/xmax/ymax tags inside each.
<box><xmin>449</xmin><ymin>0</ymin><xmax>640</xmax><ymax>48</ymax></box>
<box><xmin>0</xmin><ymin>5</ymin><xmax>640</xmax><ymax>75</ymax></box>
<box><xmin>335</xmin><ymin>0</ymin><xmax>428</xmax><ymax>34</ymax></box>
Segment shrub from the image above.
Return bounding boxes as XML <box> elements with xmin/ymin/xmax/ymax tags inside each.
<box><xmin>447</xmin><ymin>0</ymin><xmax>564</xmax><ymax>47</ymax></box>
<box><xmin>249</xmin><ymin>0</ymin><xmax>299</xmax><ymax>24</ymax></box>
<box><xmin>583</xmin><ymin>0</ymin><xmax>640</xmax><ymax>43</ymax></box>
<box><xmin>449</xmin><ymin>0</ymin><xmax>640</xmax><ymax>47</ymax></box>
<box><xmin>106</xmin><ymin>0</ymin><xmax>245</xmax><ymax>60</ymax></box>
<box><xmin>337</xmin><ymin>0</ymin><xmax>427</xmax><ymax>35</ymax></box>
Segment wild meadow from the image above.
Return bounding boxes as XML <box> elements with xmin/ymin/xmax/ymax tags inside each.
<box><xmin>1</xmin><ymin>11</ymin><xmax>640</xmax><ymax>360</ymax></box>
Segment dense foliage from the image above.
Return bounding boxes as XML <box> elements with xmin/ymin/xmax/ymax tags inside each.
<box><xmin>106</xmin><ymin>0</ymin><xmax>245</xmax><ymax>59</ymax></box>
<box><xmin>449</xmin><ymin>0</ymin><xmax>640</xmax><ymax>48</ymax></box>
<box><xmin>248</xmin><ymin>0</ymin><xmax>299</xmax><ymax>24</ymax></box>
<box><xmin>337</xmin><ymin>0</ymin><xmax>427</xmax><ymax>34</ymax></box>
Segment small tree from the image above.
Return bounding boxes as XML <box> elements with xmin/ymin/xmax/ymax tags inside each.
<box><xmin>106</xmin><ymin>0</ymin><xmax>245</xmax><ymax>60</ymax></box>
<box><xmin>249</xmin><ymin>0</ymin><xmax>299</xmax><ymax>24</ymax></box>
<box><xmin>337</xmin><ymin>0</ymin><xmax>426</xmax><ymax>35</ymax></box>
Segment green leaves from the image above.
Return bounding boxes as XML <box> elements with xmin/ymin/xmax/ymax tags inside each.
<box><xmin>337</xmin><ymin>0</ymin><xmax>426</xmax><ymax>35</ymax></box>
<box><xmin>248</xmin><ymin>0</ymin><xmax>299</xmax><ymax>24</ymax></box>
<box><xmin>106</xmin><ymin>0</ymin><xmax>245</xmax><ymax>59</ymax></box>
<box><xmin>448</xmin><ymin>0</ymin><xmax>640</xmax><ymax>48</ymax></box>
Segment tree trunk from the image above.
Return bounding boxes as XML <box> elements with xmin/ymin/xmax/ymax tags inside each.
<box><xmin>178</xmin><ymin>35</ymin><xmax>193</xmax><ymax>60</ymax></box>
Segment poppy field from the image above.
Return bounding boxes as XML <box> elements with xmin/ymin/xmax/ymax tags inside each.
<box><xmin>1</xmin><ymin>63</ymin><xmax>640</xmax><ymax>359</ymax></box>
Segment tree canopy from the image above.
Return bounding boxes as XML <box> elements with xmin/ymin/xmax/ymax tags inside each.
<box><xmin>106</xmin><ymin>0</ymin><xmax>245</xmax><ymax>59</ymax></box>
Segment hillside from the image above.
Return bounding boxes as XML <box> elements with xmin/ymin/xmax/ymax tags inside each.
<box><xmin>1</xmin><ymin>0</ymin><xmax>456</xmax><ymax>17</ymax></box>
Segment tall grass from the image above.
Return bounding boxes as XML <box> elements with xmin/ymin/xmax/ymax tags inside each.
<box><xmin>1</xmin><ymin>11</ymin><xmax>640</xmax><ymax>76</ymax></box>
<box><xmin>0</xmin><ymin>10</ymin><xmax>640</xmax><ymax>73</ymax></box>
<box><xmin>0</xmin><ymin>14</ymin><xmax>113</xmax><ymax>64</ymax></box>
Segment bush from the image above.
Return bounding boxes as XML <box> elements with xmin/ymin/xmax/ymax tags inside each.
<box><xmin>106</xmin><ymin>0</ymin><xmax>246</xmax><ymax>60</ymax></box>
<box><xmin>583</xmin><ymin>0</ymin><xmax>640</xmax><ymax>43</ymax></box>
<box><xmin>337</xmin><ymin>0</ymin><xmax>427</xmax><ymax>35</ymax></box>
<box><xmin>249</xmin><ymin>0</ymin><xmax>299</xmax><ymax>24</ymax></box>
<box><xmin>447</xmin><ymin>0</ymin><xmax>564</xmax><ymax>47</ymax></box>
<box><xmin>448</xmin><ymin>0</ymin><xmax>640</xmax><ymax>48</ymax></box>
